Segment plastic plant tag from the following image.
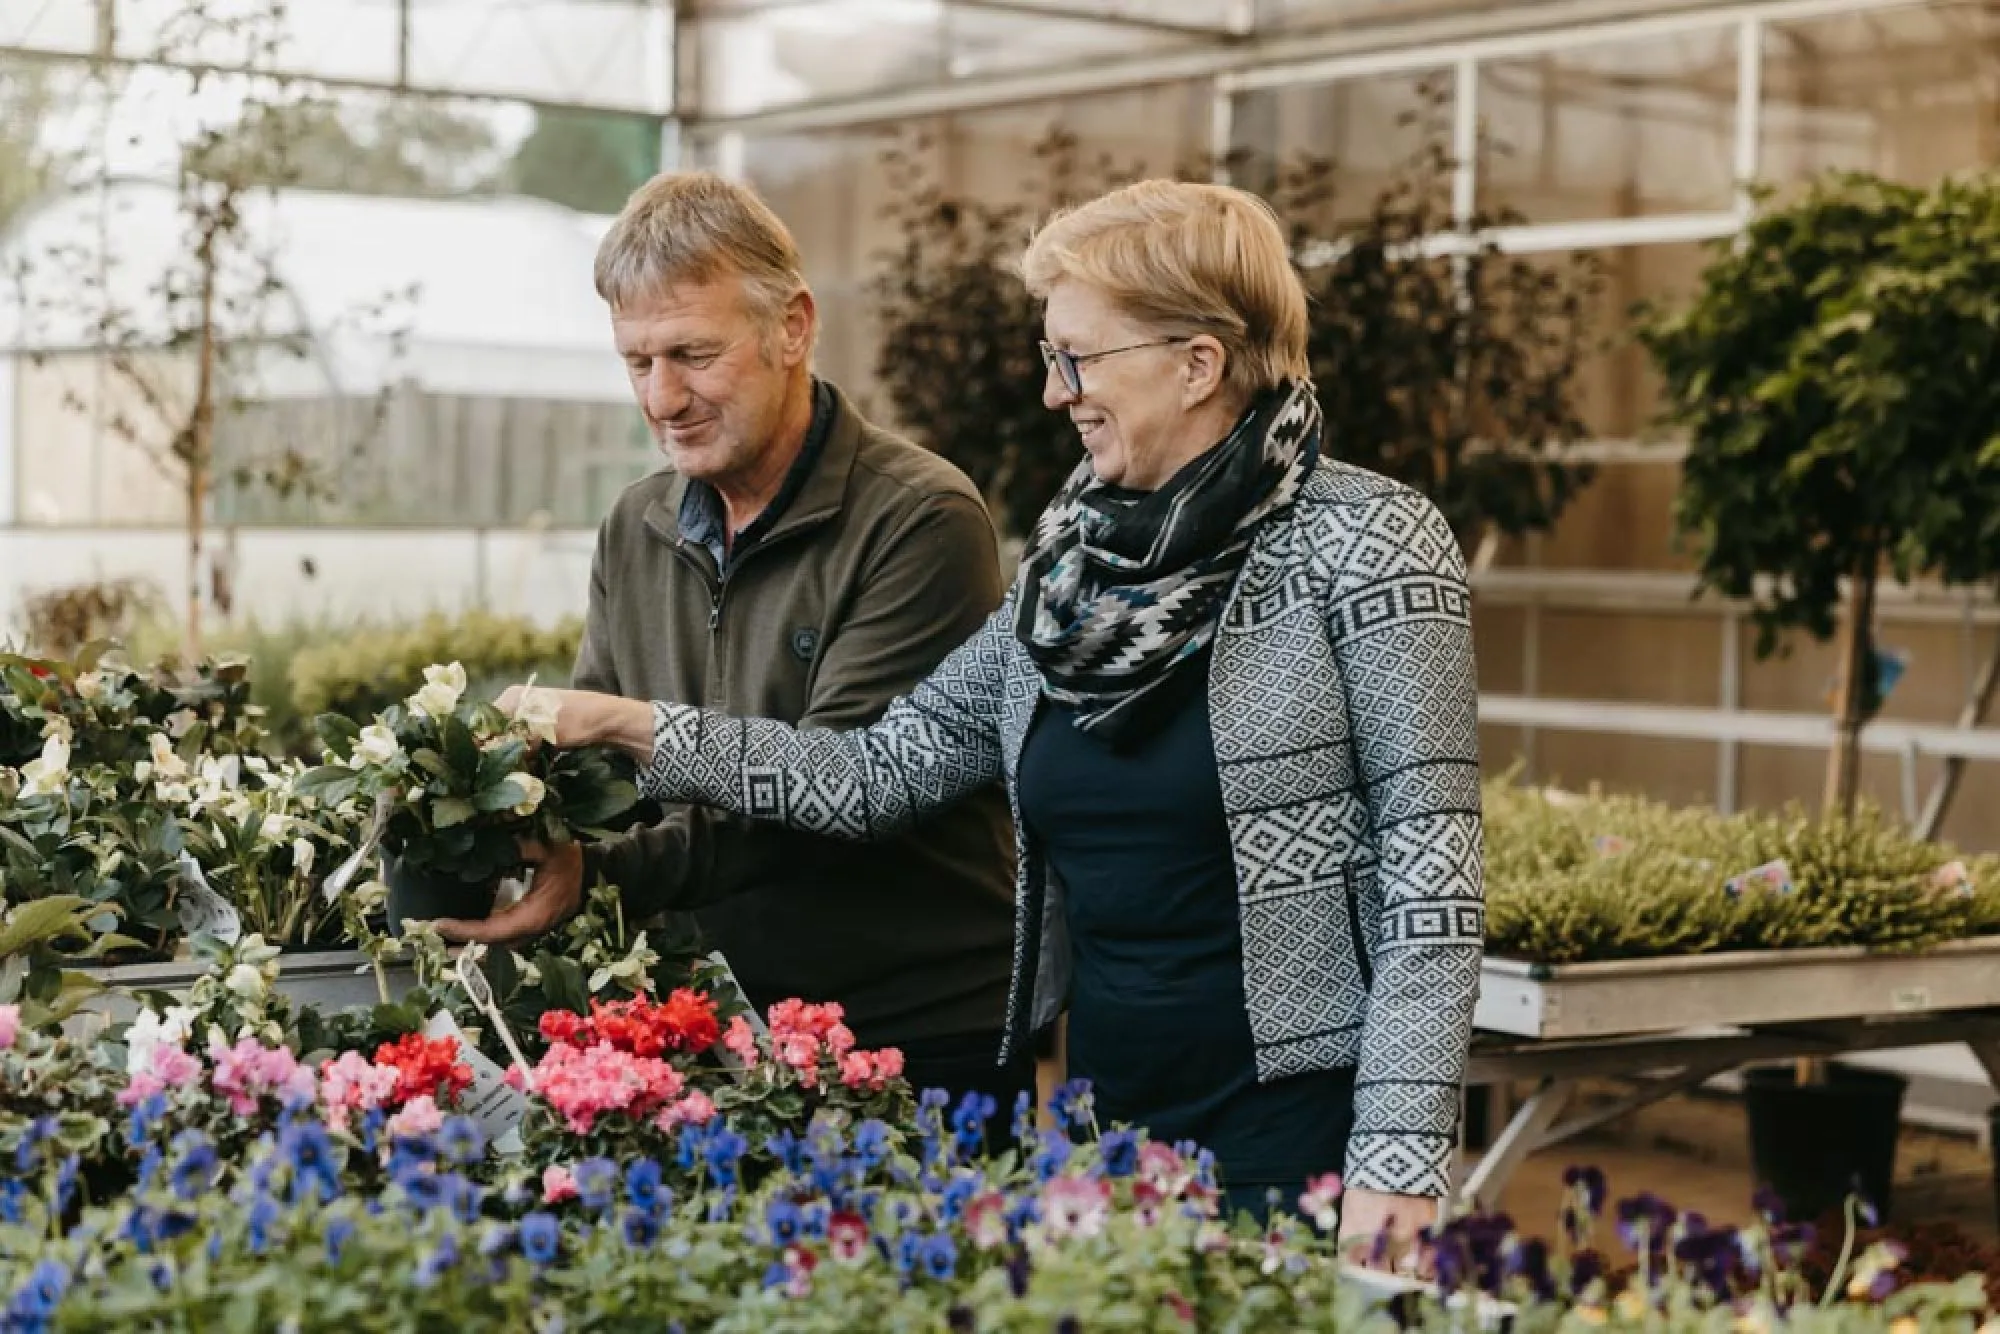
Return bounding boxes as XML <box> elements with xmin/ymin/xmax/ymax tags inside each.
<box><xmin>1591</xmin><ymin>834</ymin><xmax>1632</xmax><ymax>857</ymax></box>
<box><xmin>455</xmin><ymin>947</ymin><xmax>535</xmax><ymax>1089</ymax></box>
<box><xmin>1723</xmin><ymin>858</ymin><xmax>1796</xmax><ymax>900</ymax></box>
<box><xmin>422</xmin><ymin>1008</ymin><xmax>529</xmax><ymax>1152</ymax></box>
<box><xmin>173</xmin><ymin>853</ymin><xmax>241</xmax><ymax>945</ymax></box>
<box><xmin>704</xmin><ymin>949</ymin><xmax>766</xmax><ymax>1082</ymax></box>
<box><xmin>322</xmin><ymin>790</ymin><xmax>394</xmax><ymax>903</ymax></box>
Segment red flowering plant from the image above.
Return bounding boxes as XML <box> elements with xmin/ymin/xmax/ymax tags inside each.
<box><xmin>512</xmin><ymin>986</ymin><xmax>917</xmax><ymax>1201</ymax></box>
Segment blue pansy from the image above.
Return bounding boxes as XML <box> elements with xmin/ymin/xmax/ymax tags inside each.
<box><xmin>1097</xmin><ymin>1130</ymin><xmax>1140</xmax><ymax>1179</ymax></box>
<box><xmin>247</xmin><ymin>1192</ymin><xmax>282</xmax><ymax>1255</ymax></box>
<box><xmin>574</xmin><ymin>1157</ymin><xmax>618</xmax><ymax>1212</ymax></box>
<box><xmin>326</xmin><ymin>1216</ymin><xmax>357</xmax><ymax>1264</ymax></box>
<box><xmin>622</xmin><ymin>1208</ymin><xmax>660</xmax><ymax>1250</ymax></box>
<box><xmin>415</xmin><ymin>1233</ymin><xmax>460</xmax><ymax>1288</ymax></box>
<box><xmin>920</xmin><ymin>1233</ymin><xmax>958</xmax><ymax>1282</ymax></box>
<box><xmin>851</xmin><ymin>1120</ymin><xmax>891</xmax><ymax>1170</ymax></box>
<box><xmin>625</xmin><ymin>1159</ymin><xmax>665</xmax><ymax>1214</ymax></box>
<box><xmin>437</xmin><ymin>1116</ymin><xmax>485</xmax><ymax>1167</ymax></box>
<box><xmin>520</xmin><ymin>1211</ymin><xmax>561</xmax><ymax>1265</ymax></box>
<box><xmin>765</xmin><ymin>1197</ymin><xmax>803</xmax><ymax>1247</ymax></box>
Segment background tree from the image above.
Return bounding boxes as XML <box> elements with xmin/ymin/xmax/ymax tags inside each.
<box><xmin>1640</xmin><ymin>171</ymin><xmax>2000</xmax><ymax>816</ymax></box>
<box><xmin>189</xmin><ymin>94</ymin><xmax>506</xmax><ymax>197</ymax></box>
<box><xmin>869</xmin><ymin>90</ymin><xmax>1600</xmax><ymax>552</ymax></box>
<box><xmin>13</xmin><ymin>0</ymin><xmax>407</xmax><ymax>658</ymax></box>
<box><xmin>506</xmin><ymin>108</ymin><xmax>661</xmax><ymax>214</ymax></box>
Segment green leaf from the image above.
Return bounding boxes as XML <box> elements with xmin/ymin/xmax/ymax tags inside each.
<box><xmin>474</xmin><ymin>776</ymin><xmax>529</xmax><ymax>814</ymax></box>
<box><xmin>314</xmin><ymin>712</ymin><xmax>362</xmax><ymax>756</ymax></box>
<box><xmin>431</xmin><ymin>797</ymin><xmax>476</xmax><ymax>829</ymax></box>
<box><xmin>442</xmin><ymin>714</ymin><xmax>480</xmax><ymax>782</ymax></box>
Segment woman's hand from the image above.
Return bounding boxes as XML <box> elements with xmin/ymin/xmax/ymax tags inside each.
<box><xmin>493</xmin><ymin>685</ymin><xmax>655</xmax><ymax>762</ymax></box>
<box><xmin>1338</xmin><ymin>1188</ymin><xmax>1438</xmax><ymax>1273</ymax></box>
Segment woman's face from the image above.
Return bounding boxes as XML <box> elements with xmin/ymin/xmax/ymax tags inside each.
<box><xmin>1041</xmin><ymin>280</ymin><xmax>1200</xmax><ymax>491</ymax></box>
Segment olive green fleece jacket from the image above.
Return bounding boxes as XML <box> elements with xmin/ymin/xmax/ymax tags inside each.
<box><xmin>573</xmin><ymin>384</ymin><xmax>1018</xmax><ymax>1048</ymax></box>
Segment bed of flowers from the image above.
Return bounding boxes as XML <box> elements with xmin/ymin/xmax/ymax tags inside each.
<box><xmin>0</xmin><ymin>939</ymin><xmax>1994</xmax><ymax>1331</ymax></box>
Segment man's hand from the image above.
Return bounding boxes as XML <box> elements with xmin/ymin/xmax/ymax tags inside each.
<box><xmin>494</xmin><ymin>684</ymin><xmax>655</xmax><ymax>760</ymax></box>
<box><xmin>1338</xmin><ymin>1187</ymin><xmax>1439</xmax><ymax>1273</ymax></box>
<box><xmin>434</xmin><ymin>840</ymin><xmax>586</xmax><ymax>946</ymax></box>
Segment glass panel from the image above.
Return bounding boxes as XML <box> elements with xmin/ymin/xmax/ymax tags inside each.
<box><xmin>1761</xmin><ymin>2</ymin><xmax>2000</xmax><ymax>186</ymax></box>
<box><xmin>407</xmin><ymin>0</ymin><xmax>672</xmax><ymax>112</ymax></box>
<box><xmin>0</xmin><ymin>0</ymin><xmax>101</xmax><ymax>57</ymax></box>
<box><xmin>1478</xmin><ymin>28</ymin><xmax>1738</xmax><ymax>222</ymax></box>
<box><xmin>107</xmin><ymin>0</ymin><xmax>672</xmax><ymax>113</ymax></box>
<box><xmin>1229</xmin><ymin>71</ymin><xmax>1446</xmax><ymax>212</ymax></box>
<box><xmin>692</xmin><ymin>0</ymin><xmax>1205</xmax><ymax>118</ymax></box>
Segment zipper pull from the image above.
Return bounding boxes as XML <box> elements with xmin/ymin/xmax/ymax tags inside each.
<box><xmin>708</xmin><ymin>596</ymin><xmax>722</xmax><ymax>631</ymax></box>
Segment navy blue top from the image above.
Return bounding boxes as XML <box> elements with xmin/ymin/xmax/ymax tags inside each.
<box><xmin>1017</xmin><ymin>671</ymin><xmax>1355</xmax><ymax>1211</ymax></box>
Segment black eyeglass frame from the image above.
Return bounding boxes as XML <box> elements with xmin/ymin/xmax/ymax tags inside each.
<box><xmin>1038</xmin><ymin>338</ymin><xmax>1186</xmax><ymax>395</ymax></box>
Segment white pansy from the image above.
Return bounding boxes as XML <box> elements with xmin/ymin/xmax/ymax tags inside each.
<box><xmin>20</xmin><ymin>734</ymin><xmax>70</xmax><ymax>797</ymax></box>
<box><xmin>224</xmin><ymin>963</ymin><xmax>267</xmax><ymax>1002</ymax></box>
<box><xmin>509</xmin><ymin>772</ymin><xmax>547</xmax><ymax>817</ymax></box>
<box><xmin>349</xmin><ymin>724</ymin><xmax>402</xmax><ymax>770</ymax></box>
<box><xmin>74</xmin><ymin>670</ymin><xmax>104</xmax><ymax>701</ymax></box>
<box><xmin>511</xmin><ymin>686</ymin><xmax>563</xmax><ymax>746</ymax></box>
<box><xmin>148</xmin><ymin>732</ymin><xmax>189</xmax><ymax>780</ymax></box>
<box><xmin>409</xmin><ymin>661</ymin><xmax>468</xmax><ymax>720</ymax></box>
<box><xmin>291</xmin><ymin>838</ymin><xmax>316</xmax><ymax>878</ymax></box>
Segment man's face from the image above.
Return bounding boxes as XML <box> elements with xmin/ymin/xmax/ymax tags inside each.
<box><xmin>611</xmin><ymin>275</ymin><xmax>811</xmax><ymax>492</ymax></box>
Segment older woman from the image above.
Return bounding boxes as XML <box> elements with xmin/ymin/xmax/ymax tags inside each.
<box><xmin>509</xmin><ymin>180</ymin><xmax>1483</xmax><ymax>1248</ymax></box>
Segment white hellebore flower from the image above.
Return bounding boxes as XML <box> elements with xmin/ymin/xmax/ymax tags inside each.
<box><xmin>409</xmin><ymin>661</ymin><xmax>468</xmax><ymax>720</ymax></box>
<box><xmin>291</xmin><ymin>838</ymin><xmax>316</xmax><ymax>878</ymax></box>
<box><xmin>74</xmin><ymin>670</ymin><xmax>105</xmax><ymax>701</ymax></box>
<box><xmin>511</xmin><ymin>686</ymin><xmax>563</xmax><ymax>746</ymax></box>
<box><xmin>260</xmin><ymin>812</ymin><xmax>290</xmax><ymax>843</ymax></box>
<box><xmin>165</xmin><ymin>708</ymin><xmax>199</xmax><ymax>739</ymax></box>
<box><xmin>224</xmin><ymin>963</ymin><xmax>268</xmax><ymax>1003</ymax></box>
<box><xmin>40</xmin><ymin>715</ymin><xmax>73</xmax><ymax>743</ymax></box>
<box><xmin>125</xmin><ymin>1005</ymin><xmax>197</xmax><ymax>1075</ymax></box>
<box><xmin>349</xmin><ymin>724</ymin><xmax>402</xmax><ymax>770</ymax></box>
<box><xmin>509</xmin><ymin>772</ymin><xmax>547</xmax><ymax>817</ymax></box>
<box><xmin>148</xmin><ymin>732</ymin><xmax>190</xmax><ymax>781</ymax></box>
<box><xmin>20</xmin><ymin>733</ymin><xmax>69</xmax><ymax>797</ymax></box>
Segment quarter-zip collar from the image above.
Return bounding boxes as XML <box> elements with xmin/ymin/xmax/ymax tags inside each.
<box><xmin>642</xmin><ymin>378</ymin><xmax>855</xmax><ymax>562</ymax></box>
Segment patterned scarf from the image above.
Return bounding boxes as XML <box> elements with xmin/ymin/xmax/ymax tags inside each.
<box><xmin>1014</xmin><ymin>379</ymin><xmax>1321</xmax><ymax>744</ymax></box>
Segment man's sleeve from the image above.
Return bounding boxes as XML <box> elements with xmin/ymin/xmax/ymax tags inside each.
<box><xmin>582</xmin><ymin>491</ymin><xmax>1006</xmax><ymax>914</ymax></box>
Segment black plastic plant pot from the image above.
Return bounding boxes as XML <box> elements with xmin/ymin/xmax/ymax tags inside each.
<box><xmin>382</xmin><ymin>854</ymin><xmax>496</xmax><ymax>935</ymax></box>
<box><xmin>1742</xmin><ymin>1061</ymin><xmax>1908</xmax><ymax>1226</ymax></box>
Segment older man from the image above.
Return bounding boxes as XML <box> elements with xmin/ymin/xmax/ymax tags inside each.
<box><xmin>437</xmin><ymin>172</ymin><xmax>1028</xmax><ymax>1108</ymax></box>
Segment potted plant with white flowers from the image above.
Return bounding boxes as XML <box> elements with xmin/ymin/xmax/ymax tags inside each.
<box><xmin>294</xmin><ymin>664</ymin><xmax>640</xmax><ymax>931</ymax></box>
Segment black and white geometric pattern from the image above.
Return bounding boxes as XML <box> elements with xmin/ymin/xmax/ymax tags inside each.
<box><xmin>643</xmin><ymin>455</ymin><xmax>1484</xmax><ymax>1200</ymax></box>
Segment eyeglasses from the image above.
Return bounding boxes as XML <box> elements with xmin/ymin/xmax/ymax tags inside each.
<box><xmin>1038</xmin><ymin>338</ymin><xmax>1185</xmax><ymax>396</ymax></box>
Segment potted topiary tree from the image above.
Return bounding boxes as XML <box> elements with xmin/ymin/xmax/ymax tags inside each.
<box><xmin>1640</xmin><ymin>168</ymin><xmax>2000</xmax><ymax>1221</ymax></box>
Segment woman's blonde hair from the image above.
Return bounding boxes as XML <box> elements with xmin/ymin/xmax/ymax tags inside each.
<box><xmin>1020</xmin><ymin>179</ymin><xmax>1310</xmax><ymax>400</ymax></box>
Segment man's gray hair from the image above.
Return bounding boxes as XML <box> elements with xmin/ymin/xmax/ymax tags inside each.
<box><xmin>594</xmin><ymin>171</ymin><xmax>810</xmax><ymax>328</ymax></box>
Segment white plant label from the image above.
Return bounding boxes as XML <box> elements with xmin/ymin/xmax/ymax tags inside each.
<box><xmin>322</xmin><ymin>790</ymin><xmax>395</xmax><ymax>903</ymax></box>
<box><xmin>422</xmin><ymin>1009</ymin><xmax>528</xmax><ymax>1153</ymax></box>
<box><xmin>173</xmin><ymin>853</ymin><xmax>241</xmax><ymax>945</ymax></box>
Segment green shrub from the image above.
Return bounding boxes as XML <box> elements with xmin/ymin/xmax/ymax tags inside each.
<box><xmin>288</xmin><ymin>611</ymin><xmax>581</xmax><ymax>730</ymax></box>
<box><xmin>1484</xmin><ymin>781</ymin><xmax>2000</xmax><ymax>964</ymax></box>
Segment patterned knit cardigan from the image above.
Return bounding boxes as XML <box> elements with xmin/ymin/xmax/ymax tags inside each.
<box><xmin>641</xmin><ymin>457</ymin><xmax>1485</xmax><ymax>1198</ymax></box>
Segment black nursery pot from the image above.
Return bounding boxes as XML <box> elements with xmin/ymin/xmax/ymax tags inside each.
<box><xmin>382</xmin><ymin>855</ymin><xmax>497</xmax><ymax>935</ymax></box>
<box><xmin>1742</xmin><ymin>1062</ymin><xmax>1908</xmax><ymax>1225</ymax></box>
